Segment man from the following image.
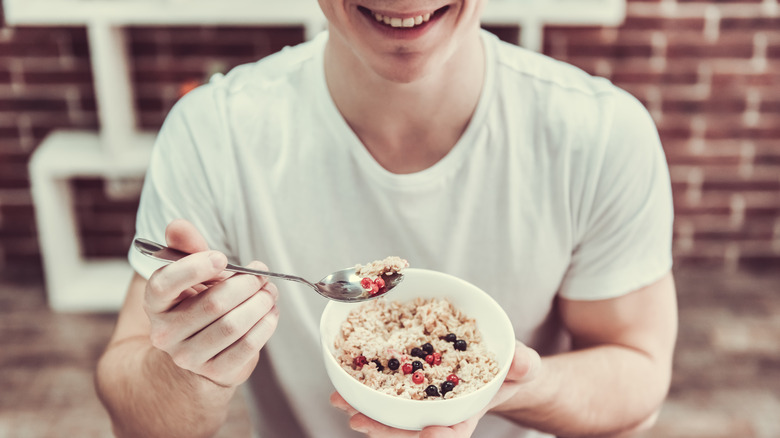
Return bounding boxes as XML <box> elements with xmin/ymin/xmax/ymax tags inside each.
<box><xmin>96</xmin><ymin>0</ymin><xmax>678</xmax><ymax>437</ymax></box>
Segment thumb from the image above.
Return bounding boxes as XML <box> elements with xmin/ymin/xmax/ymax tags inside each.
<box><xmin>506</xmin><ymin>340</ymin><xmax>541</xmax><ymax>384</ymax></box>
<box><xmin>165</xmin><ymin>218</ymin><xmax>210</xmax><ymax>253</ymax></box>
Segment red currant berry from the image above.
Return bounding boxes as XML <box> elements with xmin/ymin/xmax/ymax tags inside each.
<box><xmin>353</xmin><ymin>356</ymin><xmax>368</xmax><ymax>369</ymax></box>
<box><xmin>360</xmin><ymin>278</ymin><xmax>372</xmax><ymax>290</ymax></box>
<box><xmin>446</xmin><ymin>374</ymin><xmax>459</xmax><ymax>386</ymax></box>
<box><xmin>374</xmin><ymin>277</ymin><xmax>385</xmax><ymax>289</ymax></box>
<box><xmin>412</xmin><ymin>370</ymin><xmax>425</xmax><ymax>384</ymax></box>
<box><xmin>369</xmin><ymin>282</ymin><xmax>380</xmax><ymax>295</ymax></box>
<box><xmin>425</xmin><ymin>354</ymin><xmax>434</xmax><ymax>365</ymax></box>
<box><xmin>402</xmin><ymin>363</ymin><xmax>413</xmax><ymax>374</ymax></box>
<box><xmin>433</xmin><ymin>352</ymin><xmax>442</xmax><ymax>365</ymax></box>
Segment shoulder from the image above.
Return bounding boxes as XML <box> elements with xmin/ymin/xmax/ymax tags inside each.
<box><xmin>489</xmin><ymin>33</ymin><xmax>616</xmax><ymax>101</ymax></box>
<box><xmin>171</xmin><ymin>32</ymin><xmax>326</xmax><ymax>118</ymax></box>
<box><xmin>487</xmin><ymin>33</ymin><xmax>649</xmax><ymax>137</ymax></box>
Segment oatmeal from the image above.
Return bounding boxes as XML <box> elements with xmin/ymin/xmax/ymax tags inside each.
<box><xmin>334</xmin><ymin>297</ymin><xmax>499</xmax><ymax>400</ymax></box>
<box><xmin>355</xmin><ymin>256</ymin><xmax>409</xmax><ymax>297</ymax></box>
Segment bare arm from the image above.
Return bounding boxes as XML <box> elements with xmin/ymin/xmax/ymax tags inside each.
<box><xmin>493</xmin><ymin>272</ymin><xmax>678</xmax><ymax>437</ymax></box>
<box><xmin>95</xmin><ymin>220</ymin><xmax>279</xmax><ymax>438</ymax></box>
<box><xmin>96</xmin><ymin>274</ymin><xmax>228</xmax><ymax>438</ymax></box>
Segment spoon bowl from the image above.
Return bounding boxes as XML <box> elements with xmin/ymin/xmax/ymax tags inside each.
<box><xmin>133</xmin><ymin>238</ymin><xmax>403</xmax><ymax>302</ymax></box>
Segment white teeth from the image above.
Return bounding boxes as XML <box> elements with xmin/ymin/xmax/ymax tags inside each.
<box><xmin>371</xmin><ymin>10</ymin><xmax>432</xmax><ymax>28</ymax></box>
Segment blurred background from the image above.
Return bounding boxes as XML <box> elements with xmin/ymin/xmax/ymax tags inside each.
<box><xmin>0</xmin><ymin>0</ymin><xmax>778</xmax><ymax>437</ymax></box>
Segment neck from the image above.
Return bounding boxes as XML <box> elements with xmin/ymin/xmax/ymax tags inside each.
<box><xmin>324</xmin><ymin>28</ymin><xmax>485</xmax><ymax>174</ymax></box>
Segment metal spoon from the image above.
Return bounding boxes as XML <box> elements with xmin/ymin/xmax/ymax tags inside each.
<box><xmin>133</xmin><ymin>238</ymin><xmax>403</xmax><ymax>302</ymax></box>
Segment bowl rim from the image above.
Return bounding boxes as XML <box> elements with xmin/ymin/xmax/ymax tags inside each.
<box><xmin>319</xmin><ymin>268</ymin><xmax>516</xmax><ymax>405</ymax></box>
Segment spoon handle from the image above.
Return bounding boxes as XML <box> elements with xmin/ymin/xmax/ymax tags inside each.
<box><xmin>133</xmin><ymin>238</ymin><xmax>315</xmax><ymax>287</ymax></box>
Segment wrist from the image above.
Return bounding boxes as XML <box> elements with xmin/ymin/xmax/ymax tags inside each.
<box><xmin>145</xmin><ymin>345</ymin><xmax>237</xmax><ymax>405</ymax></box>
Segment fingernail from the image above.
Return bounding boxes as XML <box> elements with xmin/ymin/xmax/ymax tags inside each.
<box><xmin>209</xmin><ymin>251</ymin><xmax>225</xmax><ymax>268</ymax></box>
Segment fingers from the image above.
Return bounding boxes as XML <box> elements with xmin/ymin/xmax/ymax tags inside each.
<box><xmin>506</xmin><ymin>340</ymin><xmax>542</xmax><ymax>384</ymax></box>
<box><xmin>330</xmin><ymin>392</ymin><xmax>357</xmax><ymax>416</ymax></box>
<box><xmin>179</xmin><ymin>279</ymin><xmax>278</xmax><ymax>365</ymax></box>
<box><xmin>165</xmin><ymin>218</ymin><xmax>210</xmax><ymax>254</ymax></box>
<box><xmin>330</xmin><ymin>392</ymin><xmax>419</xmax><ymax>437</ymax></box>
<box><xmin>198</xmin><ymin>302</ymin><xmax>280</xmax><ymax>386</ymax></box>
<box><xmin>145</xmin><ymin>250</ymin><xmax>228</xmax><ymax>314</ymax></box>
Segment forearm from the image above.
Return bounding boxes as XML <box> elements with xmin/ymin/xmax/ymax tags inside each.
<box><xmin>494</xmin><ymin>344</ymin><xmax>670</xmax><ymax>437</ymax></box>
<box><xmin>95</xmin><ymin>336</ymin><xmax>236</xmax><ymax>438</ymax></box>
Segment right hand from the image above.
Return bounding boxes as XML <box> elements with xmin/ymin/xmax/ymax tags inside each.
<box><xmin>143</xmin><ymin>219</ymin><xmax>279</xmax><ymax>387</ymax></box>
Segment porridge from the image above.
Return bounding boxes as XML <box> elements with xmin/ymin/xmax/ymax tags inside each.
<box><xmin>334</xmin><ymin>297</ymin><xmax>499</xmax><ymax>400</ymax></box>
<box><xmin>355</xmin><ymin>256</ymin><xmax>409</xmax><ymax>297</ymax></box>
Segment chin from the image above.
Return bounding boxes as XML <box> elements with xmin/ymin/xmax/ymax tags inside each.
<box><xmin>370</xmin><ymin>53</ymin><xmax>439</xmax><ymax>84</ymax></box>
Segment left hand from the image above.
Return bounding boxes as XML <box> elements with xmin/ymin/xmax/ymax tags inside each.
<box><xmin>330</xmin><ymin>340</ymin><xmax>541</xmax><ymax>437</ymax></box>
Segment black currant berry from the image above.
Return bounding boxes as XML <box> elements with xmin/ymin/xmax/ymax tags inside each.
<box><xmin>443</xmin><ymin>333</ymin><xmax>457</xmax><ymax>343</ymax></box>
<box><xmin>410</xmin><ymin>347</ymin><xmax>424</xmax><ymax>358</ymax></box>
<box><xmin>387</xmin><ymin>358</ymin><xmax>400</xmax><ymax>371</ymax></box>
<box><xmin>440</xmin><ymin>380</ymin><xmax>455</xmax><ymax>395</ymax></box>
<box><xmin>421</xmin><ymin>342</ymin><xmax>434</xmax><ymax>354</ymax></box>
<box><xmin>454</xmin><ymin>339</ymin><xmax>467</xmax><ymax>351</ymax></box>
<box><xmin>372</xmin><ymin>359</ymin><xmax>384</xmax><ymax>372</ymax></box>
<box><xmin>425</xmin><ymin>385</ymin><xmax>440</xmax><ymax>397</ymax></box>
<box><xmin>412</xmin><ymin>360</ymin><xmax>424</xmax><ymax>372</ymax></box>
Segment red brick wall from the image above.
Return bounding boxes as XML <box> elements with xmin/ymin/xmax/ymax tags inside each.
<box><xmin>0</xmin><ymin>0</ymin><xmax>778</xmax><ymax>279</ymax></box>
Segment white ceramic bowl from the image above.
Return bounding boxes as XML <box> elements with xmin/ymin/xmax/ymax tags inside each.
<box><xmin>320</xmin><ymin>268</ymin><xmax>516</xmax><ymax>430</ymax></box>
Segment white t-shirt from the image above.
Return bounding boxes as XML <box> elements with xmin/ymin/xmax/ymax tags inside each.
<box><xmin>130</xmin><ymin>30</ymin><xmax>673</xmax><ymax>438</ymax></box>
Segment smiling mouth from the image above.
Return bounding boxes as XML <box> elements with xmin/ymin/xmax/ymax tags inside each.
<box><xmin>357</xmin><ymin>5</ymin><xmax>450</xmax><ymax>29</ymax></box>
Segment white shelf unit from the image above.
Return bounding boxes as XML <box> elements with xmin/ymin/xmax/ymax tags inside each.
<box><xmin>5</xmin><ymin>0</ymin><xmax>625</xmax><ymax>312</ymax></box>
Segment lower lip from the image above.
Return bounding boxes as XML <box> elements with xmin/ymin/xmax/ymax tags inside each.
<box><xmin>358</xmin><ymin>6</ymin><xmax>446</xmax><ymax>40</ymax></box>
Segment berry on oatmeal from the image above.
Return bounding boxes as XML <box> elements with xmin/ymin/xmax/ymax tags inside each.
<box><xmin>425</xmin><ymin>385</ymin><xmax>440</xmax><ymax>397</ymax></box>
<box><xmin>412</xmin><ymin>370</ymin><xmax>425</xmax><ymax>384</ymax></box>
<box><xmin>387</xmin><ymin>358</ymin><xmax>400</xmax><ymax>370</ymax></box>
<box><xmin>353</xmin><ymin>356</ymin><xmax>368</xmax><ymax>369</ymax></box>
<box><xmin>402</xmin><ymin>363</ymin><xmax>413</xmax><ymax>374</ymax></box>
<box><xmin>454</xmin><ymin>339</ymin><xmax>468</xmax><ymax>351</ymax></box>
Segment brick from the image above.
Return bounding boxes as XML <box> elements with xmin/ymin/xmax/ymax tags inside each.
<box><xmin>701</xmin><ymin>115</ymin><xmax>780</xmax><ymax>140</ymax></box>
<box><xmin>739</xmin><ymin>256</ymin><xmax>780</xmax><ymax>271</ymax></box>
<box><xmin>754</xmin><ymin>141</ymin><xmax>780</xmax><ymax>165</ymax></box>
<box><xmin>720</xmin><ymin>16</ymin><xmax>780</xmax><ymax>32</ymax></box>
<box><xmin>622</xmin><ymin>15</ymin><xmax>706</xmax><ymax>31</ymax></box>
<box><xmin>22</xmin><ymin>70</ymin><xmax>93</xmax><ymax>86</ymax></box>
<box><xmin>0</xmin><ymin>156</ymin><xmax>30</xmax><ymax>188</ymax></box>
<box><xmin>662</xmin><ymin>94</ymin><xmax>748</xmax><ymax>114</ymax></box>
<box><xmin>667</xmin><ymin>32</ymin><xmax>755</xmax><ymax>59</ymax></box>
<box><xmin>689</xmin><ymin>218</ymin><xmax>778</xmax><ymax>241</ymax></box>
<box><xmin>0</xmin><ymin>97</ymin><xmax>68</xmax><ymax>112</ymax></box>
<box><xmin>483</xmin><ymin>25</ymin><xmax>520</xmax><ymax>46</ymax></box>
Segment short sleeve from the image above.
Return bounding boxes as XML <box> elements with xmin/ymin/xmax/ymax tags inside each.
<box><xmin>128</xmin><ymin>83</ymin><xmax>230</xmax><ymax>279</ymax></box>
<box><xmin>558</xmin><ymin>89</ymin><xmax>674</xmax><ymax>300</ymax></box>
